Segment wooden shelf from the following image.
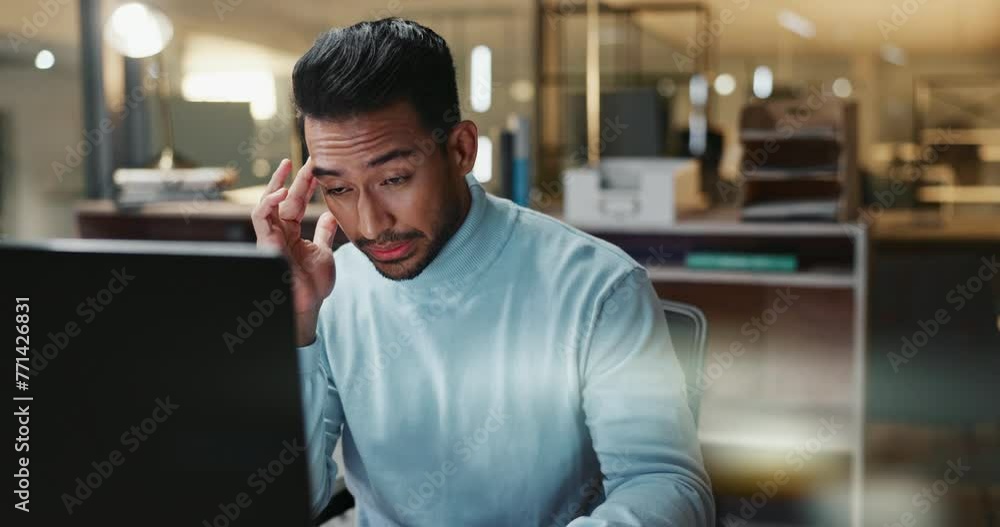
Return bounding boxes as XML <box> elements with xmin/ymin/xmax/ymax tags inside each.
<box><xmin>744</xmin><ymin>170</ymin><xmax>840</xmax><ymax>181</ymax></box>
<box><xmin>741</xmin><ymin>129</ymin><xmax>841</xmax><ymax>142</ymax></box>
<box><xmin>572</xmin><ymin>208</ymin><xmax>864</xmax><ymax>239</ymax></box>
<box><xmin>646</xmin><ymin>264</ymin><xmax>856</xmax><ymax>289</ymax></box>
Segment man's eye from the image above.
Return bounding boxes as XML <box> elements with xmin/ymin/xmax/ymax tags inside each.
<box><xmin>383</xmin><ymin>175</ymin><xmax>410</xmax><ymax>186</ymax></box>
<box><xmin>326</xmin><ymin>187</ymin><xmax>350</xmax><ymax>196</ymax></box>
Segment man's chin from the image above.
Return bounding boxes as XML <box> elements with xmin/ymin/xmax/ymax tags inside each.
<box><xmin>369</xmin><ymin>254</ymin><xmax>430</xmax><ymax>281</ymax></box>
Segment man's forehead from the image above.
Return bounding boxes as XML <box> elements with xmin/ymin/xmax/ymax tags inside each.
<box><xmin>305</xmin><ymin>119</ymin><xmax>428</xmax><ymax>164</ymax></box>
<box><xmin>304</xmin><ymin>100</ymin><xmax>424</xmax><ymax>135</ymax></box>
<box><xmin>305</xmin><ymin>114</ymin><xmax>419</xmax><ymax>139</ymax></box>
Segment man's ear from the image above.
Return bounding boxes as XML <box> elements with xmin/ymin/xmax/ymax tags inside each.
<box><xmin>446</xmin><ymin>120</ymin><xmax>478</xmax><ymax>177</ymax></box>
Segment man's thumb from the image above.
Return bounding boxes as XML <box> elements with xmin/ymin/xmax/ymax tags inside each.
<box><xmin>313</xmin><ymin>211</ymin><xmax>338</xmax><ymax>248</ymax></box>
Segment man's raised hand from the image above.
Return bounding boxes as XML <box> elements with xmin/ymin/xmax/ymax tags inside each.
<box><xmin>250</xmin><ymin>158</ymin><xmax>337</xmax><ymax>345</ymax></box>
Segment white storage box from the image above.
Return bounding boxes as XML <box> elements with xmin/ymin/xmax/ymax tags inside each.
<box><xmin>563</xmin><ymin>157</ymin><xmax>700</xmax><ymax>231</ymax></box>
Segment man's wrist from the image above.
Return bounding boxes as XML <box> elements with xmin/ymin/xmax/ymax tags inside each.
<box><xmin>295</xmin><ymin>309</ymin><xmax>320</xmax><ymax>347</ymax></box>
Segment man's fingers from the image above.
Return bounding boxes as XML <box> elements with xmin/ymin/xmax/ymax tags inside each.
<box><xmin>251</xmin><ymin>187</ymin><xmax>288</xmax><ymax>244</ymax></box>
<box><xmin>251</xmin><ymin>187</ymin><xmax>287</xmax><ymax>223</ymax></box>
<box><xmin>307</xmin><ymin>176</ymin><xmax>318</xmax><ymax>202</ymax></box>
<box><xmin>313</xmin><ymin>211</ymin><xmax>339</xmax><ymax>248</ymax></box>
<box><xmin>263</xmin><ymin>159</ymin><xmax>292</xmax><ymax>197</ymax></box>
<box><xmin>288</xmin><ymin>157</ymin><xmax>313</xmax><ymax>197</ymax></box>
<box><xmin>279</xmin><ymin>157</ymin><xmax>315</xmax><ymax>221</ymax></box>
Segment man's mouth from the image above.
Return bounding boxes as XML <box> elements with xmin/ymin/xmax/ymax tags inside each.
<box><xmin>366</xmin><ymin>240</ymin><xmax>416</xmax><ymax>262</ymax></box>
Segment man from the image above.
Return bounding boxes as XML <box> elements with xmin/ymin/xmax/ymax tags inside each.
<box><xmin>251</xmin><ymin>18</ymin><xmax>713</xmax><ymax>526</ymax></box>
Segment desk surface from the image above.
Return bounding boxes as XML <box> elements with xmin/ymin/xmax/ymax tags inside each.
<box><xmin>76</xmin><ymin>200</ymin><xmax>999</xmax><ymax>242</ymax></box>
<box><xmin>76</xmin><ymin>199</ymin><xmax>329</xmax><ymax>220</ymax></box>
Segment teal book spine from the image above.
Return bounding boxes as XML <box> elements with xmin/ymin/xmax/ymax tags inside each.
<box><xmin>685</xmin><ymin>252</ymin><xmax>798</xmax><ymax>272</ymax></box>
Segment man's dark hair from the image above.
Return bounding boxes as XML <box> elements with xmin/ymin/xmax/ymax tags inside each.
<box><xmin>293</xmin><ymin>18</ymin><xmax>461</xmax><ymax>138</ymax></box>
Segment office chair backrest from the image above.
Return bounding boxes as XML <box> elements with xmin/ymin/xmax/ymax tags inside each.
<box><xmin>660</xmin><ymin>299</ymin><xmax>708</xmax><ymax>424</ymax></box>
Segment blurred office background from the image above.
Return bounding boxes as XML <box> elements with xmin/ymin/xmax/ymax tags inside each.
<box><xmin>1</xmin><ymin>1</ymin><xmax>997</xmax><ymax>526</ymax></box>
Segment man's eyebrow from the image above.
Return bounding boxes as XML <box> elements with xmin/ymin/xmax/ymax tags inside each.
<box><xmin>312</xmin><ymin>166</ymin><xmax>342</xmax><ymax>178</ymax></box>
<box><xmin>311</xmin><ymin>148</ymin><xmax>415</xmax><ymax>178</ymax></box>
<box><xmin>367</xmin><ymin>148</ymin><xmax>414</xmax><ymax>168</ymax></box>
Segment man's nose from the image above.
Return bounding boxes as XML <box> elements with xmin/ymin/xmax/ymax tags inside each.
<box><xmin>356</xmin><ymin>191</ymin><xmax>394</xmax><ymax>241</ymax></box>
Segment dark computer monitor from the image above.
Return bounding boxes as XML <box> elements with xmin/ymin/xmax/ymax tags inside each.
<box><xmin>3</xmin><ymin>239</ymin><xmax>312</xmax><ymax>526</ymax></box>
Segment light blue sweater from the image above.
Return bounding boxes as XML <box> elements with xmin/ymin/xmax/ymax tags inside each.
<box><xmin>297</xmin><ymin>173</ymin><xmax>713</xmax><ymax>526</ymax></box>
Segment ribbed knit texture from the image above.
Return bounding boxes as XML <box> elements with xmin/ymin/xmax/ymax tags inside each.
<box><xmin>297</xmin><ymin>173</ymin><xmax>714</xmax><ymax>526</ymax></box>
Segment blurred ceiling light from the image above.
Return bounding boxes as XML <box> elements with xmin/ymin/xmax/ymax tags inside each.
<box><xmin>713</xmin><ymin>73</ymin><xmax>736</xmax><ymax>96</ymax></box>
<box><xmin>470</xmin><ymin>45</ymin><xmax>492</xmax><ymax>113</ymax></box>
<box><xmin>776</xmin><ymin>9</ymin><xmax>816</xmax><ymax>39</ymax></box>
<box><xmin>509</xmin><ymin>80</ymin><xmax>535</xmax><ymax>103</ymax></box>
<box><xmin>34</xmin><ymin>49</ymin><xmax>55</xmax><ymax>70</ymax></box>
<box><xmin>182</xmin><ymin>34</ymin><xmax>298</xmax><ymax>74</ymax></box>
<box><xmin>832</xmin><ymin>78</ymin><xmax>853</xmax><ymax>98</ymax></box>
<box><xmin>472</xmin><ymin>136</ymin><xmax>493</xmax><ymax>183</ymax></box>
<box><xmin>752</xmin><ymin>66</ymin><xmax>773</xmax><ymax>99</ymax></box>
<box><xmin>689</xmin><ymin>74</ymin><xmax>709</xmax><ymax>106</ymax></box>
<box><xmin>104</xmin><ymin>2</ymin><xmax>173</xmax><ymax>58</ymax></box>
<box><xmin>880</xmin><ymin>44</ymin><xmax>907</xmax><ymax>66</ymax></box>
<box><xmin>181</xmin><ymin>71</ymin><xmax>277</xmax><ymax>120</ymax></box>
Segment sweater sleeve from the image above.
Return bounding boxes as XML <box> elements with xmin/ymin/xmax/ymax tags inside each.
<box><xmin>297</xmin><ymin>331</ymin><xmax>345</xmax><ymax>518</ymax></box>
<box><xmin>569</xmin><ymin>267</ymin><xmax>714</xmax><ymax>526</ymax></box>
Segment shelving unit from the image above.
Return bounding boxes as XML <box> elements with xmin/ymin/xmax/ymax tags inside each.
<box><xmin>646</xmin><ymin>264</ymin><xmax>856</xmax><ymax>289</ymax></box>
<box><xmin>738</xmin><ymin>99</ymin><xmax>859</xmax><ymax>223</ymax></box>
<box><xmin>584</xmin><ymin>215</ymin><xmax>868</xmax><ymax>527</ymax></box>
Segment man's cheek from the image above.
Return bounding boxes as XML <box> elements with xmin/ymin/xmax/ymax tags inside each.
<box><xmin>332</xmin><ymin>217</ymin><xmax>360</xmax><ymax>246</ymax></box>
<box><xmin>390</xmin><ymin>195</ymin><xmax>429</xmax><ymax>230</ymax></box>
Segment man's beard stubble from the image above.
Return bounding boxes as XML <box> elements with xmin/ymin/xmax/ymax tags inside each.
<box><xmin>361</xmin><ymin>187</ymin><xmax>466</xmax><ymax>282</ymax></box>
